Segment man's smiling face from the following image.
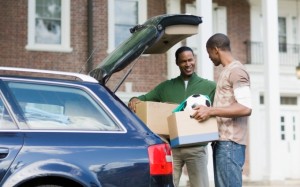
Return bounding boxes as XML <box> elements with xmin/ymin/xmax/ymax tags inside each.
<box><xmin>176</xmin><ymin>50</ymin><xmax>195</xmax><ymax>80</ymax></box>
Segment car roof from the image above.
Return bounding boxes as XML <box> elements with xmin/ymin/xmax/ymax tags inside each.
<box><xmin>0</xmin><ymin>66</ymin><xmax>98</xmax><ymax>83</ymax></box>
<box><xmin>89</xmin><ymin>14</ymin><xmax>202</xmax><ymax>84</ymax></box>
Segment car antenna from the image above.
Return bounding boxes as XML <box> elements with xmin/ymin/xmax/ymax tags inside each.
<box><xmin>112</xmin><ymin>47</ymin><xmax>147</xmax><ymax>93</ymax></box>
<box><xmin>78</xmin><ymin>47</ymin><xmax>98</xmax><ymax>74</ymax></box>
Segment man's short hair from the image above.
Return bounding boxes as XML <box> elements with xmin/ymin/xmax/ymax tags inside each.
<box><xmin>206</xmin><ymin>33</ymin><xmax>231</xmax><ymax>51</ymax></box>
<box><xmin>175</xmin><ymin>46</ymin><xmax>194</xmax><ymax>61</ymax></box>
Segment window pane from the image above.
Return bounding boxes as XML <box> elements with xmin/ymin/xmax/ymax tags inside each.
<box><xmin>7</xmin><ymin>82</ymin><xmax>122</xmax><ymax>131</ymax></box>
<box><xmin>35</xmin><ymin>19</ymin><xmax>61</xmax><ymax>44</ymax></box>
<box><xmin>278</xmin><ymin>18</ymin><xmax>286</xmax><ymax>36</ymax></box>
<box><xmin>280</xmin><ymin>96</ymin><xmax>297</xmax><ymax>105</ymax></box>
<box><xmin>35</xmin><ymin>0</ymin><xmax>61</xmax><ymax>44</ymax></box>
<box><xmin>114</xmin><ymin>0</ymin><xmax>138</xmax><ymax>46</ymax></box>
<box><xmin>115</xmin><ymin>25</ymin><xmax>133</xmax><ymax>46</ymax></box>
<box><xmin>0</xmin><ymin>98</ymin><xmax>17</xmax><ymax>129</ymax></box>
<box><xmin>36</xmin><ymin>0</ymin><xmax>61</xmax><ymax>19</ymax></box>
<box><xmin>115</xmin><ymin>1</ymin><xmax>138</xmax><ymax>25</ymax></box>
<box><xmin>259</xmin><ymin>95</ymin><xmax>264</xmax><ymax>105</ymax></box>
<box><xmin>278</xmin><ymin>17</ymin><xmax>287</xmax><ymax>52</ymax></box>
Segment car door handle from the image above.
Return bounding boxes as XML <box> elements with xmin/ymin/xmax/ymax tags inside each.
<box><xmin>0</xmin><ymin>148</ymin><xmax>9</xmax><ymax>159</ymax></box>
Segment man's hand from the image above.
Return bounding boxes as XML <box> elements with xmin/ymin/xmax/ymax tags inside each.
<box><xmin>128</xmin><ymin>97</ymin><xmax>141</xmax><ymax>112</ymax></box>
<box><xmin>191</xmin><ymin>105</ymin><xmax>211</xmax><ymax>122</ymax></box>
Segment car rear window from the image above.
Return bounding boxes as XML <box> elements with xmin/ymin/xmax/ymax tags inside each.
<box><xmin>7</xmin><ymin>82</ymin><xmax>122</xmax><ymax>131</ymax></box>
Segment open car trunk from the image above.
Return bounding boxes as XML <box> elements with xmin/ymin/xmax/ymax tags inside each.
<box><xmin>89</xmin><ymin>14</ymin><xmax>202</xmax><ymax>87</ymax></box>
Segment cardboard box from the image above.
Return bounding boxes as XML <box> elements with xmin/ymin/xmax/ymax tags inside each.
<box><xmin>167</xmin><ymin>111</ymin><xmax>219</xmax><ymax>148</ymax></box>
<box><xmin>135</xmin><ymin>101</ymin><xmax>178</xmax><ymax>136</ymax></box>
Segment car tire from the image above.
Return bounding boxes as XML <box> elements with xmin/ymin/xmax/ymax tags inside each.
<box><xmin>35</xmin><ymin>185</ymin><xmax>63</xmax><ymax>187</ymax></box>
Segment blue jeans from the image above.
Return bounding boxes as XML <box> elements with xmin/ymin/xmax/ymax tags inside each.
<box><xmin>212</xmin><ymin>141</ymin><xmax>245</xmax><ymax>187</ymax></box>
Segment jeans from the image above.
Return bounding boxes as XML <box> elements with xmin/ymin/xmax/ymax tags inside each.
<box><xmin>212</xmin><ymin>141</ymin><xmax>246</xmax><ymax>187</ymax></box>
<box><xmin>172</xmin><ymin>146</ymin><xmax>209</xmax><ymax>187</ymax></box>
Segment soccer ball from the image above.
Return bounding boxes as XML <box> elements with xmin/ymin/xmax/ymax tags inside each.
<box><xmin>182</xmin><ymin>94</ymin><xmax>211</xmax><ymax>111</ymax></box>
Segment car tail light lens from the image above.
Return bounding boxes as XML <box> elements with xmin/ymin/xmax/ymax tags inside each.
<box><xmin>148</xmin><ymin>143</ymin><xmax>173</xmax><ymax>175</ymax></box>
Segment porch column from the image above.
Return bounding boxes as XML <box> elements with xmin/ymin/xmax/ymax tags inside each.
<box><xmin>195</xmin><ymin>1</ymin><xmax>214</xmax><ymax>182</ymax></box>
<box><xmin>196</xmin><ymin>0</ymin><xmax>214</xmax><ymax>81</ymax></box>
<box><xmin>262</xmin><ymin>0</ymin><xmax>283</xmax><ymax>181</ymax></box>
<box><xmin>166</xmin><ymin>0</ymin><xmax>181</xmax><ymax>79</ymax></box>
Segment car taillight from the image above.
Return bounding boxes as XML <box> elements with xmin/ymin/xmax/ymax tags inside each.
<box><xmin>148</xmin><ymin>143</ymin><xmax>173</xmax><ymax>175</ymax></box>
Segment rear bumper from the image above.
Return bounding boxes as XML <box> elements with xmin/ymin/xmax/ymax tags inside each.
<box><xmin>150</xmin><ymin>175</ymin><xmax>174</xmax><ymax>187</ymax></box>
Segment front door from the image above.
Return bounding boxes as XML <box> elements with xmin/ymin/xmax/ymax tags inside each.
<box><xmin>280</xmin><ymin>110</ymin><xmax>300</xmax><ymax>179</ymax></box>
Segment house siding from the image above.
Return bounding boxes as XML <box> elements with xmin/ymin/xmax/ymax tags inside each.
<box><xmin>1</xmin><ymin>1</ymin><xmax>87</xmax><ymax>72</ymax></box>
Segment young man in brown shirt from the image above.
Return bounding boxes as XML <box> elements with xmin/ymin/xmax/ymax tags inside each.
<box><xmin>192</xmin><ymin>33</ymin><xmax>252</xmax><ymax>187</ymax></box>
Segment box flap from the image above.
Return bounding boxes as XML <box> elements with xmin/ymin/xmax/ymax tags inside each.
<box><xmin>135</xmin><ymin>101</ymin><xmax>148</xmax><ymax>123</ymax></box>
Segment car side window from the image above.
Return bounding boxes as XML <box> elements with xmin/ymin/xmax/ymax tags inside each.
<box><xmin>0</xmin><ymin>98</ymin><xmax>17</xmax><ymax>130</ymax></box>
<box><xmin>7</xmin><ymin>82</ymin><xmax>122</xmax><ymax>131</ymax></box>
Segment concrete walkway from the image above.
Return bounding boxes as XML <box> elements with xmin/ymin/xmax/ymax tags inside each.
<box><xmin>243</xmin><ymin>179</ymin><xmax>300</xmax><ymax>187</ymax></box>
<box><xmin>179</xmin><ymin>180</ymin><xmax>300</xmax><ymax>187</ymax></box>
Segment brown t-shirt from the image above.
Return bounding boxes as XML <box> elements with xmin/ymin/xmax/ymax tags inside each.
<box><xmin>214</xmin><ymin>60</ymin><xmax>250</xmax><ymax>145</ymax></box>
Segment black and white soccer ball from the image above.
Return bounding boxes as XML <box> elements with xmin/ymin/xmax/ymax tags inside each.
<box><xmin>182</xmin><ymin>94</ymin><xmax>211</xmax><ymax>111</ymax></box>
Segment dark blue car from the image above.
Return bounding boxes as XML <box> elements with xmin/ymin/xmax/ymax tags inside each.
<box><xmin>0</xmin><ymin>14</ymin><xmax>202</xmax><ymax>187</ymax></box>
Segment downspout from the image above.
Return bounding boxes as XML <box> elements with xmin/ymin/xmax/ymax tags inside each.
<box><xmin>87</xmin><ymin>0</ymin><xmax>93</xmax><ymax>73</ymax></box>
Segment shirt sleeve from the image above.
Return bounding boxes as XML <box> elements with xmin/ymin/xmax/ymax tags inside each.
<box><xmin>137</xmin><ymin>82</ymin><xmax>164</xmax><ymax>102</ymax></box>
<box><xmin>229</xmin><ymin>66</ymin><xmax>251</xmax><ymax>108</ymax></box>
<box><xmin>229</xmin><ymin>67</ymin><xmax>250</xmax><ymax>90</ymax></box>
<box><xmin>234</xmin><ymin>86</ymin><xmax>252</xmax><ymax>109</ymax></box>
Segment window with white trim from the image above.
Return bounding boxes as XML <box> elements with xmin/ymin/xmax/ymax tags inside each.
<box><xmin>26</xmin><ymin>0</ymin><xmax>72</xmax><ymax>52</ymax></box>
<box><xmin>278</xmin><ymin>17</ymin><xmax>287</xmax><ymax>53</ymax></box>
<box><xmin>213</xmin><ymin>5</ymin><xmax>227</xmax><ymax>34</ymax></box>
<box><xmin>108</xmin><ymin>0</ymin><xmax>147</xmax><ymax>52</ymax></box>
<box><xmin>185</xmin><ymin>3</ymin><xmax>227</xmax><ymax>51</ymax></box>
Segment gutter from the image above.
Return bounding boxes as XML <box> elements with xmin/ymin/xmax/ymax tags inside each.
<box><xmin>87</xmin><ymin>0</ymin><xmax>93</xmax><ymax>73</ymax></box>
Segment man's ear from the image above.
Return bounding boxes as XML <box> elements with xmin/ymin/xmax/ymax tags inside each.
<box><xmin>214</xmin><ymin>47</ymin><xmax>220</xmax><ymax>55</ymax></box>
